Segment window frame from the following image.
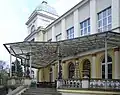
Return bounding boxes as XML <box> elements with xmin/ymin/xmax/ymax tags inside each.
<box><xmin>80</xmin><ymin>18</ymin><xmax>90</xmax><ymax>36</ymax></box>
<box><xmin>98</xmin><ymin>7</ymin><xmax>112</xmax><ymax>32</ymax></box>
<box><xmin>101</xmin><ymin>56</ymin><xmax>112</xmax><ymax>79</ymax></box>
<box><xmin>66</xmin><ymin>27</ymin><xmax>74</xmax><ymax>39</ymax></box>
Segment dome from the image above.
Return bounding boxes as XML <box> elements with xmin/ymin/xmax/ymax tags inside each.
<box><xmin>35</xmin><ymin>1</ymin><xmax>58</xmax><ymax>16</ymax></box>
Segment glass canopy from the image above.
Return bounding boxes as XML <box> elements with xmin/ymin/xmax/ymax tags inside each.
<box><xmin>4</xmin><ymin>31</ymin><xmax>120</xmax><ymax>68</ymax></box>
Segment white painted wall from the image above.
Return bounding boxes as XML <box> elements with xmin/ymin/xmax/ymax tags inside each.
<box><xmin>78</xmin><ymin>1</ymin><xmax>90</xmax><ymax>23</ymax></box>
<box><xmin>90</xmin><ymin>0</ymin><xmax>97</xmax><ymax>34</ymax></box>
<box><xmin>112</xmin><ymin>0</ymin><xmax>120</xmax><ymax>32</ymax></box>
<box><xmin>47</xmin><ymin>28</ymin><xmax>52</xmax><ymax>40</ymax></box>
<box><xmin>65</xmin><ymin>13</ymin><xmax>74</xmax><ymax>30</ymax></box>
<box><xmin>55</xmin><ymin>22</ymin><xmax>61</xmax><ymax>36</ymax></box>
<box><xmin>74</xmin><ymin>9</ymin><xmax>79</xmax><ymax>37</ymax></box>
<box><xmin>61</xmin><ymin>19</ymin><xmax>66</xmax><ymax>40</ymax></box>
<box><xmin>96</xmin><ymin>0</ymin><xmax>112</xmax><ymax>13</ymax></box>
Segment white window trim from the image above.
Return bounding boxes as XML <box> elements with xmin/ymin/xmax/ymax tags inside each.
<box><xmin>101</xmin><ymin>62</ymin><xmax>112</xmax><ymax>79</ymax></box>
<box><xmin>98</xmin><ymin>7</ymin><xmax>111</xmax><ymax>32</ymax></box>
<box><xmin>80</xmin><ymin>18</ymin><xmax>90</xmax><ymax>36</ymax></box>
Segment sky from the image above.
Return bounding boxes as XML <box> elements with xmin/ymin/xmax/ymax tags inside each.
<box><xmin>0</xmin><ymin>0</ymin><xmax>81</xmax><ymax>64</ymax></box>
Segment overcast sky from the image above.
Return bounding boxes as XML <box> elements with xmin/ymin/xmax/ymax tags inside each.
<box><xmin>0</xmin><ymin>0</ymin><xmax>81</xmax><ymax>63</ymax></box>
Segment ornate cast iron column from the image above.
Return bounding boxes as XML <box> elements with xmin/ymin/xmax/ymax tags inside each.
<box><xmin>57</xmin><ymin>44</ymin><xmax>62</xmax><ymax>80</ymax></box>
<box><xmin>75</xmin><ymin>58</ymin><xmax>80</xmax><ymax>79</ymax></box>
<box><xmin>58</xmin><ymin>54</ymin><xmax>62</xmax><ymax>79</ymax></box>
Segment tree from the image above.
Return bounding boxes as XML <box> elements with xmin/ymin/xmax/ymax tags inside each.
<box><xmin>0</xmin><ymin>60</ymin><xmax>9</xmax><ymax>85</ymax></box>
<box><xmin>11</xmin><ymin>59</ymin><xmax>23</xmax><ymax>77</ymax></box>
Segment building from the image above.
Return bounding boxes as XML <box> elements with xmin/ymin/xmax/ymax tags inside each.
<box><xmin>4</xmin><ymin>0</ymin><xmax>120</xmax><ymax>94</ymax></box>
<box><xmin>25</xmin><ymin>0</ymin><xmax>120</xmax><ymax>81</ymax></box>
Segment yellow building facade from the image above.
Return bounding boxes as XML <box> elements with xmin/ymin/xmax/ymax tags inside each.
<box><xmin>38</xmin><ymin>48</ymin><xmax>120</xmax><ymax>82</ymax></box>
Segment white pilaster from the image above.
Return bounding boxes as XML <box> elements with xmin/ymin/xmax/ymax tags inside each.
<box><xmin>91</xmin><ymin>54</ymin><xmax>96</xmax><ymax>78</ymax></box>
<box><xmin>52</xmin><ymin>65</ymin><xmax>55</xmax><ymax>82</ymax></box>
<box><xmin>90</xmin><ymin>0</ymin><xmax>97</xmax><ymax>34</ymax></box>
<box><xmin>112</xmin><ymin>0</ymin><xmax>120</xmax><ymax>32</ymax></box>
<box><xmin>52</xmin><ymin>26</ymin><xmax>56</xmax><ymax>41</ymax></box>
<box><xmin>114</xmin><ymin>48</ymin><xmax>120</xmax><ymax>79</ymax></box>
<box><xmin>61</xmin><ymin>19</ymin><xmax>66</xmax><ymax>40</ymax></box>
<box><xmin>74</xmin><ymin>9</ymin><xmax>79</xmax><ymax>38</ymax></box>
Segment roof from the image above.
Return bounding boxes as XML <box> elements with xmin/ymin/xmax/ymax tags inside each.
<box><xmin>3</xmin><ymin>31</ymin><xmax>120</xmax><ymax>68</ymax></box>
<box><xmin>35</xmin><ymin>1</ymin><xmax>58</xmax><ymax>16</ymax></box>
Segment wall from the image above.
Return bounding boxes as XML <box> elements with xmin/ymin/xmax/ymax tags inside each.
<box><xmin>38</xmin><ymin>49</ymin><xmax>117</xmax><ymax>82</ymax></box>
<box><xmin>96</xmin><ymin>0</ymin><xmax>112</xmax><ymax>13</ymax></box>
<box><xmin>55</xmin><ymin>22</ymin><xmax>61</xmax><ymax>36</ymax></box>
<box><xmin>36</xmin><ymin>31</ymin><xmax>44</xmax><ymax>41</ymax></box>
<box><xmin>65</xmin><ymin>13</ymin><xmax>74</xmax><ymax>30</ymax></box>
<box><xmin>78</xmin><ymin>1</ymin><xmax>90</xmax><ymax>23</ymax></box>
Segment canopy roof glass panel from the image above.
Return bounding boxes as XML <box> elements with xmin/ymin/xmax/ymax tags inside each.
<box><xmin>4</xmin><ymin>31</ymin><xmax>120</xmax><ymax>68</ymax></box>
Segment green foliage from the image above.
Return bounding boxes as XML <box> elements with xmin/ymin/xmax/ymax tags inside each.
<box><xmin>0</xmin><ymin>70</ymin><xmax>8</xmax><ymax>85</ymax></box>
<box><xmin>11</xmin><ymin>59</ymin><xmax>23</xmax><ymax>77</ymax></box>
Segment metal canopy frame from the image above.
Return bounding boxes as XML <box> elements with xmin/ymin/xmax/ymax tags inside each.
<box><xmin>3</xmin><ymin>31</ymin><xmax>120</xmax><ymax>68</ymax></box>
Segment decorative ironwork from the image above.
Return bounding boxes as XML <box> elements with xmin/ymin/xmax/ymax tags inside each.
<box><xmin>58</xmin><ymin>57</ymin><xmax>62</xmax><ymax>79</ymax></box>
<box><xmin>3</xmin><ymin>31</ymin><xmax>120</xmax><ymax>68</ymax></box>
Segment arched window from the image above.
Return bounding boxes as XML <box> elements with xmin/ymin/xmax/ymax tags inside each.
<box><xmin>68</xmin><ymin>62</ymin><xmax>75</xmax><ymax>78</ymax></box>
<box><xmin>31</xmin><ymin>25</ymin><xmax>35</xmax><ymax>33</ymax></box>
<box><xmin>101</xmin><ymin>56</ymin><xmax>112</xmax><ymax>79</ymax></box>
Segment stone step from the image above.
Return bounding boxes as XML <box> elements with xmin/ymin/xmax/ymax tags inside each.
<box><xmin>22</xmin><ymin>88</ymin><xmax>61</xmax><ymax>95</ymax></box>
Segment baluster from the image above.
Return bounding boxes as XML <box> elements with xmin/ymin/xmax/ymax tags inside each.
<box><xmin>74</xmin><ymin>80</ymin><xmax>76</xmax><ymax>88</ymax></box>
<box><xmin>76</xmin><ymin>80</ymin><xmax>80</xmax><ymax>88</ymax></box>
<box><xmin>90</xmin><ymin>80</ymin><xmax>93</xmax><ymax>88</ymax></box>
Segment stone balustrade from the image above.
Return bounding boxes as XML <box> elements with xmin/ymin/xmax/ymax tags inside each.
<box><xmin>57</xmin><ymin>78</ymin><xmax>120</xmax><ymax>91</ymax></box>
<box><xmin>89</xmin><ymin>79</ymin><xmax>120</xmax><ymax>90</ymax></box>
<box><xmin>57</xmin><ymin>79</ymin><xmax>82</xmax><ymax>89</ymax></box>
<box><xmin>7</xmin><ymin>77</ymin><xmax>32</xmax><ymax>86</ymax></box>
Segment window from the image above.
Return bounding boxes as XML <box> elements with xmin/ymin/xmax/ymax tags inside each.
<box><xmin>67</xmin><ymin>27</ymin><xmax>74</xmax><ymax>39</ymax></box>
<box><xmin>68</xmin><ymin>62</ymin><xmax>75</xmax><ymax>78</ymax></box>
<box><xmin>80</xmin><ymin>18</ymin><xmax>90</xmax><ymax>36</ymax></box>
<box><xmin>98</xmin><ymin>7</ymin><xmax>112</xmax><ymax>32</ymax></box>
<box><xmin>31</xmin><ymin>25</ymin><xmax>35</xmax><ymax>33</ymax></box>
<box><xmin>56</xmin><ymin>33</ymin><xmax>61</xmax><ymax>41</ymax></box>
<box><xmin>101</xmin><ymin>56</ymin><xmax>112</xmax><ymax>79</ymax></box>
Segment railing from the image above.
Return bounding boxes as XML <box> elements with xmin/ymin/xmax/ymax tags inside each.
<box><xmin>37</xmin><ymin>82</ymin><xmax>56</xmax><ymax>88</ymax></box>
<box><xmin>57</xmin><ymin>78</ymin><xmax>120</xmax><ymax>91</ymax></box>
<box><xmin>0</xmin><ymin>78</ymin><xmax>7</xmax><ymax>86</ymax></box>
<box><xmin>58</xmin><ymin>79</ymin><xmax>82</xmax><ymax>89</ymax></box>
<box><xmin>89</xmin><ymin>79</ymin><xmax>120</xmax><ymax>90</ymax></box>
<box><xmin>7</xmin><ymin>77</ymin><xmax>32</xmax><ymax>87</ymax></box>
